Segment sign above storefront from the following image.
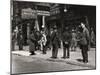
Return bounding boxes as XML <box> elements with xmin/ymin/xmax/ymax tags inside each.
<box><xmin>37</xmin><ymin>10</ymin><xmax>50</xmax><ymax>16</ymax></box>
<box><xmin>50</xmin><ymin>4</ymin><xmax>60</xmax><ymax>15</ymax></box>
<box><xmin>21</xmin><ymin>8</ymin><xmax>36</xmax><ymax>19</ymax></box>
<box><xmin>21</xmin><ymin>8</ymin><xmax>50</xmax><ymax>19</ymax></box>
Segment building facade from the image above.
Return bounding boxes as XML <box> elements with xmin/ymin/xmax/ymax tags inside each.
<box><xmin>11</xmin><ymin>0</ymin><xmax>96</xmax><ymax>45</ymax></box>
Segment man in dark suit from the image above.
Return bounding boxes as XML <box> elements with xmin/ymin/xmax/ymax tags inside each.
<box><xmin>62</xmin><ymin>27</ymin><xmax>71</xmax><ymax>59</ymax></box>
<box><xmin>29</xmin><ymin>31</ymin><xmax>36</xmax><ymax>55</ymax></box>
<box><xmin>50</xmin><ymin>26</ymin><xmax>60</xmax><ymax>59</ymax></box>
<box><xmin>79</xmin><ymin>22</ymin><xmax>90</xmax><ymax>63</ymax></box>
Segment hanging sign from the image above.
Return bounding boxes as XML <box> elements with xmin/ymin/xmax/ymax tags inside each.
<box><xmin>21</xmin><ymin>8</ymin><xmax>36</xmax><ymax>19</ymax></box>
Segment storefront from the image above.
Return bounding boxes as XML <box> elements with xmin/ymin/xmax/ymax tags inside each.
<box><xmin>12</xmin><ymin>1</ymin><xmax>50</xmax><ymax>45</ymax></box>
<box><xmin>21</xmin><ymin>8</ymin><xmax>50</xmax><ymax>45</ymax></box>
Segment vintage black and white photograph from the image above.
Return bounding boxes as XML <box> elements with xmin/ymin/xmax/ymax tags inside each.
<box><xmin>11</xmin><ymin>0</ymin><xmax>96</xmax><ymax>74</ymax></box>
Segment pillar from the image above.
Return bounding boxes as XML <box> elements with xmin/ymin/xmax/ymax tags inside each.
<box><xmin>35</xmin><ymin>17</ymin><xmax>40</xmax><ymax>31</ymax></box>
<box><xmin>42</xmin><ymin>16</ymin><xmax>45</xmax><ymax>28</ymax></box>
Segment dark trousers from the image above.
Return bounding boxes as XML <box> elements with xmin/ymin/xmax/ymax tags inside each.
<box><xmin>63</xmin><ymin>43</ymin><xmax>70</xmax><ymax>58</ymax></box>
<box><xmin>42</xmin><ymin>45</ymin><xmax>47</xmax><ymax>54</ymax></box>
<box><xmin>18</xmin><ymin>39</ymin><xmax>23</xmax><ymax>50</ymax></box>
<box><xmin>18</xmin><ymin>42</ymin><xmax>23</xmax><ymax>50</ymax></box>
<box><xmin>19</xmin><ymin>44</ymin><xmax>23</xmax><ymax>50</ymax></box>
<box><xmin>52</xmin><ymin>44</ymin><xmax>58</xmax><ymax>58</ymax></box>
<box><xmin>80</xmin><ymin>45</ymin><xmax>88</xmax><ymax>62</ymax></box>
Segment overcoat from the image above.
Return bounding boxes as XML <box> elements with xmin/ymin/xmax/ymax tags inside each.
<box><xmin>29</xmin><ymin>33</ymin><xmax>36</xmax><ymax>52</ymax></box>
<box><xmin>79</xmin><ymin>28</ymin><xmax>90</xmax><ymax>46</ymax></box>
<box><xmin>51</xmin><ymin>31</ymin><xmax>60</xmax><ymax>46</ymax></box>
<box><xmin>62</xmin><ymin>31</ymin><xmax>71</xmax><ymax>45</ymax></box>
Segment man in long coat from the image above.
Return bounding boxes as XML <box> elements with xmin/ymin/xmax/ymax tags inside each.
<box><xmin>50</xmin><ymin>26</ymin><xmax>60</xmax><ymax>59</ymax></box>
<box><xmin>29</xmin><ymin>31</ymin><xmax>37</xmax><ymax>55</ymax></box>
<box><xmin>62</xmin><ymin>27</ymin><xmax>71</xmax><ymax>59</ymax></box>
<box><xmin>79</xmin><ymin>22</ymin><xmax>90</xmax><ymax>63</ymax></box>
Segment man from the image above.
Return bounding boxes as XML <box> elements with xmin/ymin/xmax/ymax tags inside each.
<box><xmin>79</xmin><ymin>22</ymin><xmax>90</xmax><ymax>63</ymax></box>
<box><xmin>12</xmin><ymin>30</ymin><xmax>16</xmax><ymax>51</ymax></box>
<box><xmin>35</xmin><ymin>30</ymin><xmax>42</xmax><ymax>51</ymax></box>
<box><xmin>50</xmin><ymin>26</ymin><xmax>60</xmax><ymax>59</ymax></box>
<box><xmin>62</xmin><ymin>27</ymin><xmax>71</xmax><ymax>59</ymax></box>
<box><xmin>17</xmin><ymin>29</ymin><xmax>23</xmax><ymax>50</ymax></box>
<box><xmin>29</xmin><ymin>31</ymin><xmax>36</xmax><ymax>55</ymax></box>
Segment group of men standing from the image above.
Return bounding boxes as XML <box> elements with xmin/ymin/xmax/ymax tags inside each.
<box><xmin>28</xmin><ymin>22</ymin><xmax>90</xmax><ymax>63</ymax></box>
<box><xmin>12</xmin><ymin>22</ymin><xmax>90</xmax><ymax>63</ymax></box>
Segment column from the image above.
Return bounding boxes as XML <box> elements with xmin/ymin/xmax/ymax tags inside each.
<box><xmin>42</xmin><ymin>16</ymin><xmax>45</xmax><ymax>28</ymax></box>
<box><xmin>35</xmin><ymin>19</ymin><xmax>39</xmax><ymax>31</ymax></box>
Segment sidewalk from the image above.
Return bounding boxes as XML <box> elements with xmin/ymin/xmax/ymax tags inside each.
<box><xmin>12</xmin><ymin>46</ymin><xmax>96</xmax><ymax>69</ymax></box>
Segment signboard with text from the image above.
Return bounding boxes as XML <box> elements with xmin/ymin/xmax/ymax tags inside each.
<box><xmin>21</xmin><ymin>8</ymin><xmax>36</xmax><ymax>19</ymax></box>
<box><xmin>21</xmin><ymin>8</ymin><xmax>50</xmax><ymax>19</ymax></box>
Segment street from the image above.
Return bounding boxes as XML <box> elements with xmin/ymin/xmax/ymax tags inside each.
<box><xmin>11</xmin><ymin>47</ymin><xmax>96</xmax><ymax>74</ymax></box>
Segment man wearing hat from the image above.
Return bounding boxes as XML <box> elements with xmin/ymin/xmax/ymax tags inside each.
<box><xmin>78</xmin><ymin>22</ymin><xmax>90</xmax><ymax>63</ymax></box>
<box><xmin>29</xmin><ymin>30</ymin><xmax>37</xmax><ymax>55</ymax></box>
<box><xmin>50</xmin><ymin>25</ymin><xmax>60</xmax><ymax>58</ymax></box>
